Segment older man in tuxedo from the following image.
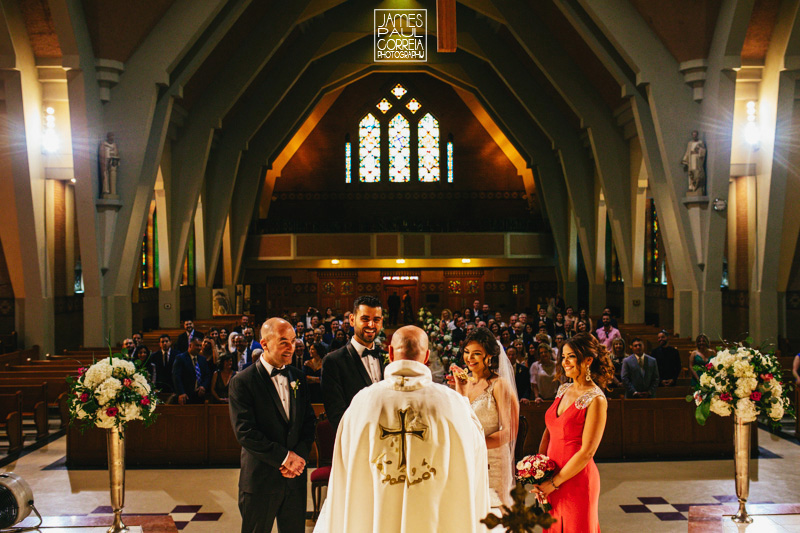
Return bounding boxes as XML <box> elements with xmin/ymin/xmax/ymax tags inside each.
<box><xmin>229</xmin><ymin>317</ymin><xmax>316</xmax><ymax>533</ymax></box>
<box><xmin>322</xmin><ymin>295</ymin><xmax>385</xmax><ymax>432</ymax></box>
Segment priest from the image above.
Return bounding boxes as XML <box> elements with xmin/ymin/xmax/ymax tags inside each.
<box><xmin>315</xmin><ymin>325</ymin><xmax>490</xmax><ymax>533</ymax></box>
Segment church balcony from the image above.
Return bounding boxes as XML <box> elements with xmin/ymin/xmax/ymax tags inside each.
<box><xmin>244</xmin><ymin>231</ymin><xmax>554</xmax><ymax>270</ymax></box>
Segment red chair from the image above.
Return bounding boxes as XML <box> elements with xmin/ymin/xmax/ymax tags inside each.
<box><xmin>311</xmin><ymin>418</ymin><xmax>335</xmax><ymax>520</ymax></box>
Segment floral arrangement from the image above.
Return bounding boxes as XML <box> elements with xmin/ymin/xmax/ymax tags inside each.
<box><xmin>67</xmin><ymin>350</ymin><xmax>159</xmax><ymax>432</ymax></box>
<box><xmin>417</xmin><ymin>307</ymin><xmax>459</xmax><ymax>369</ymax></box>
<box><xmin>688</xmin><ymin>342</ymin><xmax>794</xmax><ymax>429</ymax></box>
<box><xmin>516</xmin><ymin>453</ymin><xmax>558</xmax><ymax>511</ymax></box>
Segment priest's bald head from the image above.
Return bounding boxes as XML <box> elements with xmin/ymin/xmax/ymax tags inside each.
<box><xmin>388</xmin><ymin>325</ymin><xmax>430</xmax><ymax>364</ymax></box>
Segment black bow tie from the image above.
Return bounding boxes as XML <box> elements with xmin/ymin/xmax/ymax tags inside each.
<box><xmin>362</xmin><ymin>349</ymin><xmax>381</xmax><ymax>359</ymax></box>
<box><xmin>270</xmin><ymin>367</ymin><xmax>289</xmax><ymax>378</ymax></box>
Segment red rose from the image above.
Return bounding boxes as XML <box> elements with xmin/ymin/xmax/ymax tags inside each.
<box><xmin>106</xmin><ymin>407</ymin><xmax>119</xmax><ymax>417</ymax></box>
<box><xmin>761</xmin><ymin>373</ymin><xmax>773</xmax><ymax>381</ymax></box>
<box><xmin>123</xmin><ymin>378</ymin><xmax>132</xmax><ymax>387</ymax></box>
<box><xmin>140</xmin><ymin>397</ymin><xmax>150</xmax><ymax>406</ymax></box>
<box><xmin>706</xmin><ymin>363</ymin><xmax>714</xmax><ymax>371</ymax></box>
<box><xmin>78</xmin><ymin>367</ymin><xmax>86</xmax><ymax>376</ymax></box>
<box><xmin>720</xmin><ymin>393</ymin><xmax>732</xmax><ymax>401</ymax></box>
<box><xmin>79</xmin><ymin>393</ymin><xmax>89</xmax><ymax>402</ymax></box>
<box><xmin>750</xmin><ymin>391</ymin><xmax>762</xmax><ymax>401</ymax></box>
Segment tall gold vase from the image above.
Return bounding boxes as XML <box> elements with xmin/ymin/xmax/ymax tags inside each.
<box><xmin>732</xmin><ymin>417</ymin><xmax>753</xmax><ymax>524</ymax></box>
<box><xmin>106</xmin><ymin>427</ymin><xmax>129</xmax><ymax>533</ymax></box>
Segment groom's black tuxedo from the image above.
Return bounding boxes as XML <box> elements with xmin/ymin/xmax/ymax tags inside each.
<box><xmin>321</xmin><ymin>341</ymin><xmax>385</xmax><ymax>432</ymax></box>
<box><xmin>229</xmin><ymin>358</ymin><xmax>316</xmax><ymax>533</ymax></box>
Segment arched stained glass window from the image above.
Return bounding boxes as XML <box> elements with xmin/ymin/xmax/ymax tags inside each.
<box><xmin>359</xmin><ymin>113</ymin><xmax>381</xmax><ymax>182</ymax></box>
<box><xmin>418</xmin><ymin>113</ymin><xmax>440</xmax><ymax>182</ymax></box>
<box><xmin>388</xmin><ymin>113</ymin><xmax>410</xmax><ymax>183</ymax></box>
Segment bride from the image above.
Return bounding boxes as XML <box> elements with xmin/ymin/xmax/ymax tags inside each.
<box><xmin>452</xmin><ymin>327</ymin><xmax>519</xmax><ymax>507</ymax></box>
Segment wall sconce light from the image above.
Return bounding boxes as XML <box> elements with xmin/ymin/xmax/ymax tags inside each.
<box><xmin>42</xmin><ymin>107</ymin><xmax>59</xmax><ymax>153</ymax></box>
<box><xmin>396</xmin><ymin>259</ymin><xmax>406</xmax><ymax>264</ymax></box>
<box><xmin>461</xmin><ymin>258</ymin><xmax>471</xmax><ymax>264</ymax></box>
<box><xmin>331</xmin><ymin>259</ymin><xmax>340</xmax><ymax>265</ymax></box>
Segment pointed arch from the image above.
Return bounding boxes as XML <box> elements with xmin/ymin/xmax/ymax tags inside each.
<box><xmin>359</xmin><ymin>113</ymin><xmax>381</xmax><ymax>182</ymax></box>
<box><xmin>388</xmin><ymin>113</ymin><xmax>411</xmax><ymax>183</ymax></box>
<box><xmin>418</xmin><ymin>113</ymin><xmax>440</xmax><ymax>182</ymax></box>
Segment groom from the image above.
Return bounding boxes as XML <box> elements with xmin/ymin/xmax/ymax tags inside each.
<box><xmin>322</xmin><ymin>295</ymin><xmax>385</xmax><ymax>431</ymax></box>
<box><xmin>229</xmin><ymin>317</ymin><xmax>317</xmax><ymax>533</ymax></box>
<box><xmin>315</xmin><ymin>325</ymin><xmax>490</xmax><ymax>533</ymax></box>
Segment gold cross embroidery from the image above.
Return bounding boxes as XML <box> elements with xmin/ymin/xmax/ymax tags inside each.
<box><xmin>379</xmin><ymin>408</ymin><xmax>427</xmax><ymax>470</ymax></box>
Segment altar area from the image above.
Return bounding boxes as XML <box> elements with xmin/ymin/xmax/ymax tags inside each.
<box><xmin>3</xmin><ymin>426</ymin><xmax>799</xmax><ymax>532</ymax></box>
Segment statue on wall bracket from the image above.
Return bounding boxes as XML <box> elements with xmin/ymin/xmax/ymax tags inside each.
<box><xmin>681</xmin><ymin>130</ymin><xmax>706</xmax><ymax>195</ymax></box>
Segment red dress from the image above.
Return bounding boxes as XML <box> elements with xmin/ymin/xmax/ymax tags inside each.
<box><xmin>542</xmin><ymin>383</ymin><xmax>602</xmax><ymax>533</ymax></box>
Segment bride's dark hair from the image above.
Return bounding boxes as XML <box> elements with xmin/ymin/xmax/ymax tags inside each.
<box><xmin>555</xmin><ymin>332</ymin><xmax>614</xmax><ymax>389</ymax></box>
<box><xmin>461</xmin><ymin>327</ymin><xmax>500</xmax><ymax>372</ymax></box>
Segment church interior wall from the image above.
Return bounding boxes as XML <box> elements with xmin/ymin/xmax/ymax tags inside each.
<box><xmin>0</xmin><ymin>239</ymin><xmax>15</xmax><ymax>338</ymax></box>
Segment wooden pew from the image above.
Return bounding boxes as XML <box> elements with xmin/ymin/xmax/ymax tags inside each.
<box><xmin>0</xmin><ymin>384</ymin><xmax>48</xmax><ymax>439</ymax></box>
<box><xmin>0</xmin><ymin>378</ymin><xmax>69</xmax><ymax>428</ymax></box>
<box><xmin>0</xmin><ymin>392</ymin><xmax>24</xmax><ymax>454</ymax></box>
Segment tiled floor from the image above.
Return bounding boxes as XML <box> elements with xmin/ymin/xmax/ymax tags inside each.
<box><xmin>3</xmin><ymin>427</ymin><xmax>800</xmax><ymax>532</ymax></box>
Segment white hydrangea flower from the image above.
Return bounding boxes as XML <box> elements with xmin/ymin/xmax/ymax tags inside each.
<box><xmin>710</xmin><ymin>396</ymin><xmax>732</xmax><ymax>417</ymax></box>
<box><xmin>735</xmin><ymin>398</ymin><xmax>758</xmax><ymax>423</ymax></box>
<box><xmin>735</xmin><ymin>377</ymin><xmax>758</xmax><ymax>398</ymax></box>
<box><xmin>699</xmin><ymin>373</ymin><xmax>713</xmax><ymax>388</ymax></box>
<box><xmin>769</xmin><ymin>403</ymin><xmax>785</xmax><ymax>421</ymax></box>
<box><xmin>132</xmin><ymin>373</ymin><xmax>151</xmax><ymax>395</ymax></box>
<box><xmin>121</xmin><ymin>402</ymin><xmax>142</xmax><ymax>422</ymax></box>
<box><xmin>732</xmin><ymin>360</ymin><xmax>755</xmax><ymax>378</ymax></box>
<box><xmin>84</xmin><ymin>361</ymin><xmax>113</xmax><ymax>389</ymax></box>
<box><xmin>74</xmin><ymin>404</ymin><xmax>88</xmax><ymax>420</ymax></box>
<box><xmin>95</xmin><ymin>377</ymin><xmax>122</xmax><ymax>406</ymax></box>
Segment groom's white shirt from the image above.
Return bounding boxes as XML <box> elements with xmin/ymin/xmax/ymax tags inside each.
<box><xmin>314</xmin><ymin>359</ymin><xmax>490</xmax><ymax>533</ymax></box>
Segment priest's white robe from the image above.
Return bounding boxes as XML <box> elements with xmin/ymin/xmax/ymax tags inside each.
<box><xmin>314</xmin><ymin>359</ymin><xmax>490</xmax><ymax>533</ymax></box>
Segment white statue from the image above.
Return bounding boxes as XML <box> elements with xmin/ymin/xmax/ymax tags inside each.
<box><xmin>100</xmin><ymin>132</ymin><xmax>120</xmax><ymax>198</ymax></box>
<box><xmin>681</xmin><ymin>130</ymin><xmax>706</xmax><ymax>193</ymax></box>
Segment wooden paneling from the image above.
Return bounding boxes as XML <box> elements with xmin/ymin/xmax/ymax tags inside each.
<box><xmin>430</xmin><ymin>234</ymin><xmax>505</xmax><ymax>257</ymax></box>
<box><xmin>296</xmin><ymin>235</ymin><xmax>371</xmax><ymax>258</ymax></box>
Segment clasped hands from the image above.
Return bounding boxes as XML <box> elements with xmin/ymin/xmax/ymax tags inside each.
<box><xmin>530</xmin><ymin>479</ymin><xmax>558</xmax><ymax>497</ymax></box>
<box><xmin>280</xmin><ymin>451</ymin><xmax>306</xmax><ymax>478</ymax></box>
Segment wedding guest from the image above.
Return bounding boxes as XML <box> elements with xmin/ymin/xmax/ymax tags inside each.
<box><xmin>602</xmin><ymin>307</ymin><xmax>619</xmax><ymax>329</ymax></box>
<box><xmin>621</xmin><ymin>337</ymin><xmax>659</xmax><ymax>398</ymax></box>
<box><xmin>440</xmin><ymin>309</ymin><xmax>455</xmax><ymax>332</ymax></box>
<box><xmin>242</xmin><ymin>327</ymin><xmax>260</xmax><ymax>352</ymax></box>
<box><xmin>554</xmin><ymin>313</ymin><xmax>566</xmax><ymax>337</ymax></box>
<box><xmin>132</xmin><ymin>332</ymin><xmax>143</xmax><ymax>347</ymax></box>
<box><xmin>173</xmin><ymin>336</ymin><xmax>211</xmax><ymax>405</ymax></box>
<box><xmin>232</xmin><ymin>315</ymin><xmax>251</xmax><ymax>335</ymax></box>
<box><xmin>578</xmin><ymin>308</ymin><xmax>593</xmax><ymax>333</ymax></box>
<box><xmin>122</xmin><ymin>338</ymin><xmax>136</xmax><ymax>359</ymax></box>
<box><xmin>609</xmin><ymin>337</ymin><xmax>627</xmax><ymax>387</ymax></box>
<box><xmin>500</xmin><ymin>329</ymin><xmax>512</xmax><ymax>350</ymax></box>
<box><xmin>323</xmin><ymin>307</ymin><xmax>337</xmax><ymax>330</ymax></box>
<box><xmin>292</xmin><ymin>340</ymin><xmax>308</xmax><ymax>369</ymax></box>
<box><xmin>564</xmin><ymin>307</ymin><xmax>577</xmax><ymax>336</ymax></box>
<box><xmin>523</xmin><ymin>323</ymin><xmax>536</xmax><ymax>347</ymax></box>
<box><xmin>652</xmin><ymin>330</ymin><xmax>682</xmax><ymax>387</ymax></box>
<box><xmin>152</xmin><ymin>334</ymin><xmax>176</xmax><ymax>395</ymax></box>
<box><xmin>536</xmin><ymin>307</ymin><xmax>555</xmax><ymax>337</ymax></box>
<box><xmin>463</xmin><ymin>308</ymin><xmax>475</xmax><ymax>326</ymax></box>
<box><xmin>595</xmin><ymin>313</ymin><xmax>621</xmax><ymax>351</ymax></box>
<box><xmin>575</xmin><ymin>320</ymin><xmax>590</xmax><ymax>335</ymax></box>
<box><xmin>494</xmin><ymin>312</ymin><xmax>507</xmax><ymax>329</ymax></box>
<box><xmin>329</xmin><ymin>329</ymin><xmax>347</xmax><ymax>351</ymax></box>
<box><xmin>690</xmin><ymin>334</ymin><xmax>714</xmax><ymax>387</ymax></box>
<box><xmin>202</xmin><ymin>336</ymin><xmax>220</xmax><ymax>367</ymax></box>
<box><xmin>538</xmin><ymin>325</ymin><xmax>553</xmax><ymax>346</ymax></box>
<box><xmin>175</xmin><ymin>319</ymin><xmax>195</xmax><ymax>354</ymax></box>
<box><xmin>210</xmin><ymin>354</ymin><xmax>234</xmax><ymax>403</ymax></box>
<box><xmin>530</xmin><ymin>343</ymin><xmax>559</xmax><ymax>402</ymax></box>
<box><xmin>218</xmin><ymin>327</ymin><xmax>230</xmax><ymax>352</ymax></box>
<box><xmin>134</xmin><ymin>345</ymin><xmax>153</xmax><ymax>381</ymax></box>
<box><xmin>304</xmin><ymin>342</ymin><xmax>325</xmax><ymax>403</ymax></box>
<box><xmin>489</xmin><ymin>322</ymin><xmax>501</xmax><ymax>337</ymax></box>
<box><xmin>208</xmin><ymin>327</ymin><xmax>220</xmax><ymax>349</ymax></box>
<box><xmin>553</xmin><ymin>333</ymin><xmax>567</xmax><ymax>360</ymax></box>
<box><xmin>509</xmin><ymin>346</ymin><xmax>531</xmax><ymax>401</ymax></box>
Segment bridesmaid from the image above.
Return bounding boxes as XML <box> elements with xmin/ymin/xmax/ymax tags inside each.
<box><xmin>532</xmin><ymin>332</ymin><xmax>614</xmax><ymax>532</ymax></box>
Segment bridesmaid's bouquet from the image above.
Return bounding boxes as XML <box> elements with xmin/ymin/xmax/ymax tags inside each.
<box><xmin>516</xmin><ymin>454</ymin><xmax>558</xmax><ymax>511</ymax></box>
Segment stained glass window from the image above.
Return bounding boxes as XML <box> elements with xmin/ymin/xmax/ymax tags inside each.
<box><xmin>448</xmin><ymin>280</ymin><xmax>461</xmax><ymax>294</ymax></box>
<box><xmin>406</xmin><ymin>98</ymin><xmax>421</xmax><ymax>113</ymax></box>
<box><xmin>323</xmin><ymin>282</ymin><xmax>335</xmax><ymax>295</ymax></box>
<box><xmin>388</xmin><ymin>114</ymin><xmax>410</xmax><ymax>183</ymax></box>
<box><xmin>418</xmin><ymin>113</ymin><xmax>440</xmax><ymax>182</ymax></box>
<box><xmin>447</xmin><ymin>140</ymin><xmax>453</xmax><ymax>183</ymax></box>
<box><xmin>359</xmin><ymin>113</ymin><xmax>380</xmax><ymax>182</ymax></box>
<box><xmin>391</xmin><ymin>84</ymin><xmax>407</xmax><ymax>99</ymax></box>
<box><xmin>345</xmin><ymin>141</ymin><xmax>351</xmax><ymax>183</ymax></box>
<box><xmin>467</xmin><ymin>280</ymin><xmax>479</xmax><ymax>294</ymax></box>
<box><xmin>377</xmin><ymin>98</ymin><xmax>392</xmax><ymax>114</ymax></box>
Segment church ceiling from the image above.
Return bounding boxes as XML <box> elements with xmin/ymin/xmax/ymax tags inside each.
<box><xmin>19</xmin><ymin>0</ymin><xmax>60</xmax><ymax>58</ymax></box>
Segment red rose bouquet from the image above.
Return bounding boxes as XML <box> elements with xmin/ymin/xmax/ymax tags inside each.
<box><xmin>516</xmin><ymin>453</ymin><xmax>558</xmax><ymax>511</ymax></box>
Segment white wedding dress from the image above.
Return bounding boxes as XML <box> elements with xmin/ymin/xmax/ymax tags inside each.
<box><xmin>471</xmin><ymin>381</ymin><xmax>513</xmax><ymax>507</ymax></box>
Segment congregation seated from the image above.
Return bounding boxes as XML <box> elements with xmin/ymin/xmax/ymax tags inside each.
<box><xmin>210</xmin><ymin>354</ymin><xmax>234</xmax><ymax>403</ymax></box>
<box><xmin>652</xmin><ymin>330</ymin><xmax>681</xmax><ymax>387</ymax></box>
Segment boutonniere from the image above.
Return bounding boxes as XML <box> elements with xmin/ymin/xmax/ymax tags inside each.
<box><xmin>382</xmin><ymin>351</ymin><xmax>390</xmax><ymax>366</ymax></box>
<box><xmin>290</xmin><ymin>380</ymin><xmax>299</xmax><ymax>398</ymax></box>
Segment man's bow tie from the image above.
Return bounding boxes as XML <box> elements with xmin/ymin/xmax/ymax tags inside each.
<box><xmin>362</xmin><ymin>349</ymin><xmax>381</xmax><ymax>359</ymax></box>
<box><xmin>270</xmin><ymin>367</ymin><xmax>289</xmax><ymax>377</ymax></box>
